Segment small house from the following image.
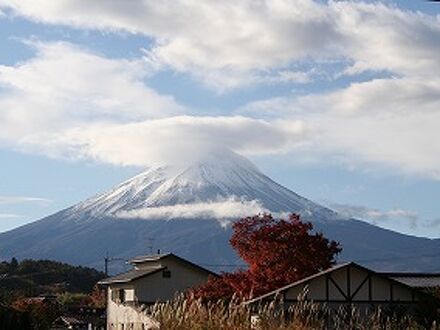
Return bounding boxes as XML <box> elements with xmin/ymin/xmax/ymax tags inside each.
<box><xmin>98</xmin><ymin>253</ymin><xmax>216</xmax><ymax>329</ymax></box>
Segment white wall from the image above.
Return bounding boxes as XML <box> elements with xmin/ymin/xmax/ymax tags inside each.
<box><xmin>105</xmin><ymin>256</ymin><xmax>212</xmax><ymax>329</ymax></box>
<box><xmin>283</xmin><ymin>265</ymin><xmax>417</xmax><ymax>304</ymax></box>
<box><xmin>134</xmin><ymin>258</ymin><xmax>211</xmax><ymax>303</ymax></box>
<box><xmin>106</xmin><ymin>287</ymin><xmax>158</xmax><ymax>330</ymax></box>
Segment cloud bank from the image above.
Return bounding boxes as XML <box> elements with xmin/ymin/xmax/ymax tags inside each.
<box><xmin>0</xmin><ymin>213</ymin><xmax>21</xmax><ymax>219</ymax></box>
<box><xmin>330</xmin><ymin>203</ymin><xmax>419</xmax><ymax>229</ymax></box>
<box><xmin>116</xmin><ymin>197</ymin><xmax>269</xmax><ymax>226</ymax></box>
<box><xmin>330</xmin><ymin>203</ymin><xmax>440</xmax><ymax>234</ymax></box>
<box><xmin>0</xmin><ymin>196</ymin><xmax>52</xmax><ymax>205</ymax></box>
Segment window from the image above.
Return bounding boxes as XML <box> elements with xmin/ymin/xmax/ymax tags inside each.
<box><xmin>162</xmin><ymin>270</ymin><xmax>171</xmax><ymax>278</ymax></box>
<box><xmin>119</xmin><ymin>288</ymin><xmax>126</xmax><ymax>303</ymax></box>
<box><xmin>111</xmin><ymin>288</ymin><xmax>126</xmax><ymax>303</ymax></box>
<box><xmin>111</xmin><ymin>289</ymin><xmax>118</xmax><ymax>302</ymax></box>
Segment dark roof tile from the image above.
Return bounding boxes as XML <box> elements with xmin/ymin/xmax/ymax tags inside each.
<box><xmin>98</xmin><ymin>267</ymin><xmax>165</xmax><ymax>285</ymax></box>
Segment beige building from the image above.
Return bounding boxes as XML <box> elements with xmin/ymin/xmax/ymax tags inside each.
<box><xmin>247</xmin><ymin>262</ymin><xmax>439</xmax><ymax>310</ymax></box>
<box><xmin>98</xmin><ymin>253</ymin><xmax>216</xmax><ymax>329</ymax></box>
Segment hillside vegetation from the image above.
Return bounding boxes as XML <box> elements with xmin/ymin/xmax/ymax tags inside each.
<box><xmin>0</xmin><ymin>257</ymin><xmax>105</xmax><ymax>301</ymax></box>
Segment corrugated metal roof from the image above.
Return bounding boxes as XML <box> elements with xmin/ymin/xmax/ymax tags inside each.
<box><xmin>378</xmin><ymin>271</ymin><xmax>440</xmax><ymax>288</ymax></box>
<box><xmin>98</xmin><ymin>267</ymin><xmax>165</xmax><ymax>285</ymax></box>
<box><xmin>388</xmin><ymin>276</ymin><xmax>440</xmax><ymax>288</ymax></box>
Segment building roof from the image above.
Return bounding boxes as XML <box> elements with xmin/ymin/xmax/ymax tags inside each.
<box><xmin>98</xmin><ymin>266</ymin><xmax>165</xmax><ymax>285</ymax></box>
<box><xmin>246</xmin><ymin>262</ymin><xmax>424</xmax><ymax>305</ymax></box>
<box><xmin>99</xmin><ymin>253</ymin><xmax>218</xmax><ymax>285</ymax></box>
<box><xmin>129</xmin><ymin>253</ymin><xmax>218</xmax><ymax>276</ymax></box>
<box><xmin>380</xmin><ymin>272</ymin><xmax>440</xmax><ymax>288</ymax></box>
<box><xmin>129</xmin><ymin>253</ymin><xmax>172</xmax><ymax>263</ymax></box>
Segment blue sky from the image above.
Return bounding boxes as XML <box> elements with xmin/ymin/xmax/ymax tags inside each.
<box><xmin>0</xmin><ymin>0</ymin><xmax>440</xmax><ymax>237</ymax></box>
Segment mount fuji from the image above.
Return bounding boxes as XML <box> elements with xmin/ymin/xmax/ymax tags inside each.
<box><xmin>1</xmin><ymin>149</ymin><xmax>439</xmax><ymax>273</ymax></box>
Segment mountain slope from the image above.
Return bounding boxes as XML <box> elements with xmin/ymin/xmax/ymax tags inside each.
<box><xmin>0</xmin><ymin>149</ymin><xmax>439</xmax><ymax>273</ymax></box>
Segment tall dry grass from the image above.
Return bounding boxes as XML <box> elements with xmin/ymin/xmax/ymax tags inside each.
<box><xmin>144</xmin><ymin>294</ymin><xmax>437</xmax><ymax>330</ymax></box>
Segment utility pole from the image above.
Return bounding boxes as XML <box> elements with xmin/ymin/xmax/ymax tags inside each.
<box><xmin>104</xmin><ymin>253</ymin><xmax>127</xmax><ymax>276</ymax></box>
<box><xmin>147</xmin><ymin>237</ymin><xmax>155</xmax><ymax>254</ymax></box>
<box><xmin>104</xmin><ymin>251</ymin><xmax>109</xmax><ymax>276</ymax></box>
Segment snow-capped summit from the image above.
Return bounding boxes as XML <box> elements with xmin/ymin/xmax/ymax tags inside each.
<box><xmin>70</xmin><ymin>148</ymin><xmax>333</xmax><ymax>221</ymax></box>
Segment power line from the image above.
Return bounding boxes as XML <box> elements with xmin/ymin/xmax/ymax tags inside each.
<box><xmin>104</xmin><ymin>253</ymin><xmax>129</xmax><ymax>276</ymax></box>
<box><xmin>147</xmin><ymin>237</ymin><xmax>155</xmax><ymax>255</ymax></box>
<box><xmin>344</xmin><ymin>251</ymin><xmax>440</xmax><ymax>264</ymax></box>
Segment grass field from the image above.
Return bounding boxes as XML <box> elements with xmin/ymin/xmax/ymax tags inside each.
<box><xmin>145</xmin><ymin>295</ymin><xmax>438</xmax><ymax>330</ymax></box>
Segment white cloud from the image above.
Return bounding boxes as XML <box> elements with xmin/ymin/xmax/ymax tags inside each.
<box><xmin>116</xmin><ymin>197</ymin><xmax>268</xmax><ymax>225</ymax></box>
<box><xmin>329</xmin><ymin>203</ymin><xmax>419</xmax><ymax>228</ymax></box>
<box><xmin>1</xmin><ymin>1</ymin><xmax>439</xmax><ymax>89</ymax></box>
<box><xmin>0</xmin><ymin>213</ymin><xmax>21</xmax><ymax>219</ymax></box>
<box><xmin>0</xmin><ymin>2</ymin><xmax>439</xmax><ymax>179</ymax></box>
<box><xmin>297</xmin><ymin>77</ymin><xmax>440</xmax><ymax>116</ymax></box>
<box><xmin>311</xmin><ymin>110</ymin><xmax>440</xmax><ymax>178</ymax></box>
<box><xmin>20</xmin><ymin>116</ymin><xmax>307</xmax><ymax>167</ymax></box>
<box><xmin>0</xmin><ymin>41</ymin><xmax>183</xmax><ymax>144</ymax></box>
<box><xmin>242</xmin><ymin>74</ymin><xmax>440</xmax><ymax>179</ymax></box>
<box><xmin>0</xmin><ymin>40</ymin><xmax>308</xmax><ymax>167</ymax></box>
<box><xmin>329</xmin><ymin>204</ymin><xmax>440</xmax><ymax>236</ymax></box>
<box><xmin>1</xmin><ymin>40</ymin><xmax>438</xmax><ymax>178</ymax></box>
<box><xmin>428</xmin><ymin>218</ymin><xmax>440</xmax><ymax>228</ymax></box>
<box><xmin>334</xmin><ymin>2</ymin><xmax>440</xmax><ymax>78</ymax></box>
<box><xmin>0</xmin><ymin>196</ymin><xmax>52</xmax><ymax>205</ymax></box>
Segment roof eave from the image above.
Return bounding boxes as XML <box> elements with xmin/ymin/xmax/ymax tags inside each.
<box><xmin>98</xmin><ymin>267</ymin><xmax>166</xmax><ymax>285</ymax></box>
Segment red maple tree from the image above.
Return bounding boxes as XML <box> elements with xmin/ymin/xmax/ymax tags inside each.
<box><xmin>193</xmin><ymin>213</ymin><xmax>341</xmax><ymax>300</ymax></box>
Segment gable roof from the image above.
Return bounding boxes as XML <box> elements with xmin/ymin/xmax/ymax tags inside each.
<box><xmin>129</xmin><ymin>253</ymin><xmax>218</xmax><ymax>277</ymax></box>
<box><xmin>98</xmin><ymin>267</ymin><xmax>165</xmax><ymax>285</ymax></box>
<box><xmin>246</xmin><ymin>262</ymin><xmax>351</xmax><ymax>304</ymax></box>
<box><xmin>246</xmin><ymin>262</ymin><xmax>421</xmax><ymax>305</ymax></box>
<box><xmin>99</xmin><ymin>253</ymin><xmax>218</xmax><ymax>285</ymax></box>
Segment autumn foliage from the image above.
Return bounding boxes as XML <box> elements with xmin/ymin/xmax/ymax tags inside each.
<box><xmin>193</xmin><ymin>213</ymin><xmax>341</xmax><ymax>300</ymax></box>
